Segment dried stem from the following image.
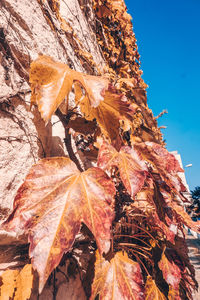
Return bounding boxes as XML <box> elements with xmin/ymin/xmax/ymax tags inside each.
<box><xmin>55</xmin><ymin>109</ymin><xmax>83</xmax><ymax>172</ymax></box>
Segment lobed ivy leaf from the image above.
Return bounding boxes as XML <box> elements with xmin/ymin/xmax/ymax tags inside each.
<box><xmin>145</xmin><ymin>276</ymin><xmax>166</xmax><ymax>300</ymax></box>
<box><xmin>30</xmin><ymin>55</ymin><xmax>131</xmax><ymax>140</ymax></box>
<box><xmin>30</xmin><ymin>55</ymin><xmax>109</xmax><ymax>121</ymax></box>
<box><xmin>78</xmin><ymin>84</ymin><xmax>131</xmax><ymax>140</ymax></box>
<box><xmin>3</xmin><ymin>157</ymin><xmax>115</xmax><ymax>292</ymax></box>
<box><xmin>143</xmin><ymin>142</ymin><xmax>183</xmax><ymax>174</ymax></box>
<box><xmin>90</xmin><ymin>250</ymin><xmax>144</xmax><ymax>300</ymax></box>
<box><xmin>97</xmin><ymin>141</ymin><xmax>148</xmax><ymax>197</ymax></box>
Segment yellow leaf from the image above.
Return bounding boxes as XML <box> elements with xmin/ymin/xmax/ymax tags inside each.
<box><xmin>145</xmin><ymin>276</ymin><xmax>166</xmax><ymax>300</ymax></box>
<box><xmin>0</xmin><ymin>264</ymin><xmax>33</xmax><ymax>300</ymax></box>
<box><xmin>0</xmin><ymin>269</ymin><xmax>18</xmax><ymax>300</ymax></box>
<box><xmin>30</xmin><ymin>56</ymin><xmax>131</xmax><ymax>140</ymax></box>
<box><xmin>30</xmin><ymin>55</ymin><xmax>109</xmax><ymax>123</ymax></box>
<box><xmin>79</xmin><ymin>87</ymin><xmax>131</xmax><ymax>140</ymax></box>
<box><xmin>14</xmin><ymin>264</ymin><xmax>33</xmax><ymax>300</ymax></box>
<box><xmin>168</xmin><ymin>285</ymin><xmax>181</xmax><ymax>299</ymax></box>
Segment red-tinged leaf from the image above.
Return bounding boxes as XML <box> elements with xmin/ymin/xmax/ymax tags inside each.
<box><xmin>3</xmin><ymin>157</ymin><xmax>115</xmax><ymax>292</ymax></box>
<box><xmin>136</xmin><ymin>188</ymin><xmax>176</xmax><ymax>243</ymax></box>
<box><xmin>98</xmin><ymin>141</ymin><xmax>148</xmax><ymax>197</ymax></box>
<box><xmin>158</xmin><ymin>253</ymin><xmax>181</xmax><ymax>289</ymax></box>
<box><xmin>168</xmin><ymin>285</ymin><xmax>181</xmax><ymax>300</ymax></box>
<box><xmin>142</xmin><ymin>142</ymin><xmax>183</xmax><ymax>174</ymax></box>
<box><xmin>151</xmin><ymin>213</ymin><xmax>176</xmax><ymax>244</ymax></box>
<box><xmin>134</xmin><ymin>142</ymin><xmax>187</xmax><ymax>197</ymax></box>
<box><xmin>145</xmin><ymin>276</ymin><xmax>166</xmax><ymax>300</ymax></box>
<box><xmin>90</xmin><ymin>251</ymin><xmax>144</xmax><ymax>300</ymax></box>
<box><xmin>171</xmin><ymin>203</ymin><xmax>200</xmax><ymax>233</ymax></box>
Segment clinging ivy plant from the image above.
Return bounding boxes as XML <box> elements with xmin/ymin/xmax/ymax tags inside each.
<box><xmin>1</xmin><ymin>54</ymin><xmax>200</xmax><ymax>299</ymax></box>
<box><xmin>1</xmin><ymin>0</ymin><xmax>200</xmax><ymax>298</ymax></box>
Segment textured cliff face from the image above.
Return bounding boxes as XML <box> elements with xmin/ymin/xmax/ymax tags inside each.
<box><xmin>0</xmin><ymin>0</ymin><xmax>105</xmax><ymax>219</ymax></box>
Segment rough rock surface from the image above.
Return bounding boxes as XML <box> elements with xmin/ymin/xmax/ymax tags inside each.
<box><xmin>0</xmin><ymin>0</ymin><xmax>105</xmax><ymax>298</ymax></box>
<box><xmin>0</xmin><ymin>0</ymin><xmax>104</xmax><ymax>218</ymax></box>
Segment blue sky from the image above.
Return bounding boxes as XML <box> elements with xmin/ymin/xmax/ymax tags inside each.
<box><xmin>125</xmin><ymin>0</ymin><xmax>200</xmax><ymax>190</ymax></box>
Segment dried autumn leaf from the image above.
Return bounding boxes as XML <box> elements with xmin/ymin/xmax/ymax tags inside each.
<box><xmin>30</xmin><ymin>55</ymin><xmax>131</xmax><ymax>139</ymax></box>
<box><xmin>90</xmin><ymin>251</ymin><xmax>144</xmax><ymax>300</ymax></box>
<box><xmin>0</xmin><ymin>269</ymin><xmax>18</xmax><ymax>300</ymax></box>
<box><xmin>134</xmin><ymin>142</ymin><xmax>187</xmax><ymax>198</ymax></box>
<box><xmin>158</xmin><ymin>253</ymin><xmax>181</xmax><ymax>289</ymax></box>
<box><xmin>145</xmin><ymin>276</ymin><xmax>166</xmax><ymax>300</ymax></box>
<box><xmin>30</xmin><ymin>55</ymin><xmax>109</xmax><ymax>122</ymax></box>
<box><xmin>168</xmin><ymin>285</ymin><xmax>181</xmax><ymax>300</ymax></box>
<box><xmin>135</xmin><ymin>142</ymin><xmax>183</xmax><ymax>174</ymax></box>
<box><xmin>136</xmin><ymin>188</ymin><xmax>176</xmax><ymax>244</ymax></box>
<box><xmin>30</xmin><ymin>55</ymin><xmax>74</xmax><ymax>122</ymax></box>
<box><xmin>78</xmin><ymin>85</ymin><xmax>131</xmax><ymax>140</ymax></box>
<box><xmin>0</xmin><ymin>264</ymin><xmax>33</xmax><ymax>300</ymax></box>
<box><xmin>67</xmin><ymin>117</ymin><xmax>97</xmax><ymax>135</ymax></box>
<box><xmin>151</xmin><ymin>213</ymin><xmax>176</xmax><ymax>244</ymax></box>
<box><xmin>132</xmin><ymin>89</ymin><xmax>147</xmax><ymax>105</ymax></box>
<box><xmin>3</xmin><ymin>157</ymin><xmax>115</xmax><ymax>292</ymax></box>
<box><xmin>171</xmin><ymin>203</ymin><xmax>200</xmax><ymax>233</ymax></box>
<box><xmin>98</xmin><ymin>141</ymin><xmax>148</xmax><ymax>197</ymax></box>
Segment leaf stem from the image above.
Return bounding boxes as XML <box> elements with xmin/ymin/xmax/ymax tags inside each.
<box><xmin>55</xmin><ymin>109</ymin><xmax>83</xmax><ymax>172</ymax></box>
<box><xmin>64</xmin><ymin>128</ymin><xmax>84</xmax><ymax>172</ymax></box>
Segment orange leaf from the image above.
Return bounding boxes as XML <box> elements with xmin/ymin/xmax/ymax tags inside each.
<box><xmin>171</xmin><ymin>203</ymin><xmax>200</xmax><ymax>233</ymax></box>
<box><xmin>3</xmin><ymin>157</ymin><xmax>115</xmax><ymax>292</ymax></box>
<box><xmin>0</xmin><ymin>269</ymin><xmax>18</xmax><ymax>300</ymax></box>
<box><xmin>0</xmin><ymin>264</ymin><xmax>33</xmax><ymax>300</ymax></box>
<box><xmin>158</xmin><ymin>253</ymin><xmax>181</xmax><ymax>289</ymax></box>
<box><xmin>98</xmin><ymin>141</ymin><xmax>148</xmax><ymax>197</ymax></box>
<box><xmin>78</xmin><ymin>84</ymin><xmax>131</xmax><ymax>140</ymax></box>
<box><xmin>14</xmin><ymin>264</ymin><xmax>33</xmax><ymax>300</ymax></box>
<box><xmin>30</xmin><ymin>56</ymin><xmax>132</xmax><ymax>139</ymax></box>
<box><xmin>168</xmin><ymin>285</ymin><xmax>181</xmax><ymax>300</ymax></box>
<box><xmin>145</xmin><ymin>276</ymin><xmax>166</xmax><ymax>300</ymax></box>
<box><xmin>67</xmin><ymin>117</ymin><xmax>97</xmax><ymax>135</ymax></box>
<box><xmin>30</xmin><ymin>55</ymin><xmax>109</xmax><ymax>122</ymax></box>
<box><xmin>30</xmin><ymin>55</ymin><xmax>73</xmax><ymax>122</ymax></box>
<box><xmin>90</xmin><ymin>251</ymin><xmax>144</xmax><ymax>300</ymax></box>
<box><xmin>135</xmin><ymin>142</ymin><xmax>183</xmax><ymax>174</ymax></box>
